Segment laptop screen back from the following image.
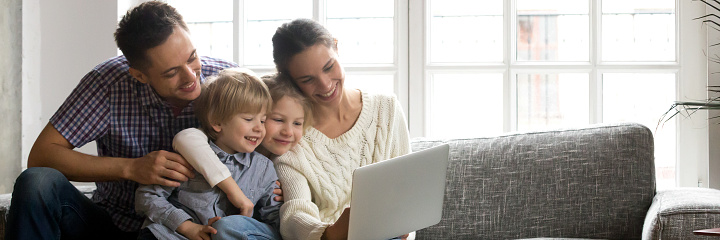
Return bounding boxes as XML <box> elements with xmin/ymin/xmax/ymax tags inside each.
<box><xmin>347</xmin><ymin>144</ymin><xmax>449</xmax><ymax>240</ymax></box>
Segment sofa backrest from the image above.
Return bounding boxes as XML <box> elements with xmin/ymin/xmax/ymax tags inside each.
<box><xmin>411</xmin><ymin>123</ymin><xmax>655</xmax><ymax>239</ymax></box>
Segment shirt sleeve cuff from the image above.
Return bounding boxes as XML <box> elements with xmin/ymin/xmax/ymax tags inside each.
<box><xmin>164</xmin><ymin>208</ymin><xmax>193</xmax><ymax>232</ymax></box>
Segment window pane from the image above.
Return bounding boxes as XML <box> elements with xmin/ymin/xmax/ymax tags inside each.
<box><xmin>345</xmin><ymin>74</ymin><xmax>395</xmax><ymax>96</ymax></box>
<box><xmin>430</xmin><ymin>0</ymin><xmax>503</xmax><ymax>63</ymax></box>
<box><xmin>517</xmin><ymin>73</ymin><xmax>589</xmax><ymax>131</ymax></box>
<box><xmin>601</xmin><ymin>0</ymin><xmax>675</xmax><ymax>62</ymax></box>
<box><xmin>168</xmin><ymin>0</ymin><xmax>234</xmax><ymax>61</ymax></box>
<box><xmin>603</xmin><ymin>73</ymin><xmax>676</xmax><ymax>189</ymax></box>
<box><xmin>244</xmin><ymin>0</ymin><xmax>312</xmax><ymax>66</ymax></box>
<box><xmin>516</xmin><ymin>0</ymin><xmax>589</xmax><ymax>62</ymax></box>
<box><xmin>429</xmin><ymin>73</ymin><xmax>504</xmax><ymax>138</ymax></box>
<box><xmin>326</xmin><ymin>0</ymin><xmax>394</xmax><ymax>64</ymax></box>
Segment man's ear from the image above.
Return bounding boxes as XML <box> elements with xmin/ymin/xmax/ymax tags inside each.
<box><xmin>129</xmin><ymin>67</ymin><xmax>149</xmax><ymax>84</ymax></box>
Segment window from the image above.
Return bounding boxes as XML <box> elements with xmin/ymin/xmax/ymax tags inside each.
<box><xmin>412</xmin><ymin>0</ymin><xmax>678</xmax><ymax>189</ymax></box>
<box><xmin>122</xmin><ymin>0</ymin><xmax>708</xmax><ymax>189</ymax></box>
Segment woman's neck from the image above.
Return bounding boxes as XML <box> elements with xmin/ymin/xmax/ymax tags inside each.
<box><xmin>312</xmin><ymin>88</ymin><xmax>362</xmax><ymax>138</ymax></box>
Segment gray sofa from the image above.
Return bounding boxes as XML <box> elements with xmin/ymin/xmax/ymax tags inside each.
<box><xmin>411</xmin><ymin>122</ymin><xmax>720</xmax><ymax>239</ymax></box>
<box><xmin>2</xmin><ymin>123</ymin><xmax>720</xmax><ymax>239</ymax></box>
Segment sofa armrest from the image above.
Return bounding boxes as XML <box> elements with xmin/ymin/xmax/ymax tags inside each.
<box><xmin>643</xmin><ymin>187</ymin><xmax>720</xmax><ymax>240</ymax></box>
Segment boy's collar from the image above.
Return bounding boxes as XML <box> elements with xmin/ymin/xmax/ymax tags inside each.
<box><xmin>208</xmin><ymin>140</ymin><xmax>250</xmax><ymax>166</ymax></box>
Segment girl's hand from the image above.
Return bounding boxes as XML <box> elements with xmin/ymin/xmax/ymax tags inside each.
<box><xmin>229</xmin><ymin>194</ymin><xmax>255</xmax><ymax>217</ymax></box>
<box><xmin>176</xmin><ymin>220</ymin><xmax>217</xmax><ymax>240</ymax></box>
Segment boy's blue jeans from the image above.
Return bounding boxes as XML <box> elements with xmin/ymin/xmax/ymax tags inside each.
<box><xmin>212</xmin><ymin>215</ymin><xmax>281</xmax><ymax>240</ymax></box>
<box><xmin>5</xmin><ymin>167</ymin><xmax>136</xmax><ymax>240</ymax></box>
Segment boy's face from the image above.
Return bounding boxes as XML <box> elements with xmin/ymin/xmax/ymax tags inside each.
<box><xmin>212</xmin><ymin>108</ymin><xmax>267</xmax><ymax>154</ymax></box>
<box><xmin>129</xmin><ymin>26</ymin><xmax>202</xmax><ymax>108</ymax></box>
<box><xmin>263</xmin><ymin>96</ymin><xmax>305</xmax><ymax>156</ymax></box>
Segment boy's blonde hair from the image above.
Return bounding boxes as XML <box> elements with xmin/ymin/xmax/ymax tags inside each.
<box><xmin>195</xmin><ymin>68</ymin><xmax>272</xmax><ymax>140</ymax></box>
<box><xmin>261</xmin><ymin>73</ymin><xmax>313</xmax><ymax>132</ymax></box>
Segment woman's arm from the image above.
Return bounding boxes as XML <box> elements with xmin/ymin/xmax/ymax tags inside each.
<box><xmin>275</xmin><ymin>157</ymin><xmax>331</xmax><ymax>240</ymax></box>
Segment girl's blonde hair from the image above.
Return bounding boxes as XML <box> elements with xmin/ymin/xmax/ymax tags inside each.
<box><xmin>261</xmin><ymin>73</ymin><xmax>313</xmax><ymax>132</ymax></box>
<box><xmin>195</xmin><ymin>68</ymin><xmax>272</xmax><ymax>140</ymax></box>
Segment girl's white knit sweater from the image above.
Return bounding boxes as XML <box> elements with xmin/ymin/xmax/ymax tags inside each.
<box><xmin>274</xmin><ymin>91</ymin><xmax>411</xmax><ymax>240</ymax></box>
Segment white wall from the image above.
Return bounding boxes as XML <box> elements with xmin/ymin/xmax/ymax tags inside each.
<box><xmin>21</xmin><ymin>1</ymin><xmax>118</xmax><ymax>171</ymax></box>
<box><xmin>1</xmin><ymin>0</ymin><xmax>22</xmax><ymax>194</ymax></box>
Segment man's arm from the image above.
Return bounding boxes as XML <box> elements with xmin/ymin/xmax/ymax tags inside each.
<box><xmin>28</xmin><ymin>123</ymin><xmax>194</xmax><ymax>186</ymax></box>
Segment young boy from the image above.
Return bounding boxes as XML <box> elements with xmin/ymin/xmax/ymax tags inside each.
<box><xmin>135</xmin><ymin>68</ymin><xmax>282</xmax><ymax>240</ymax></box>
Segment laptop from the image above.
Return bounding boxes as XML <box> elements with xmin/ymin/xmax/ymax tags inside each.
<box><xmin>347</xmin><ymin>144</ymin><xmax>450</xmax><ymax>240</ymax></box>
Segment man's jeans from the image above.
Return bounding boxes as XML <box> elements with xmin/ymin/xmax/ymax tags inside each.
<box><xmin>5</xmin><ymin>167</ymin><xmax>137</xmax><ymax>240</ymax></box>
<box><xmin>212</xmin><ymin>215</ymin><xmax>281</xmax><ymax>240</ymax></box>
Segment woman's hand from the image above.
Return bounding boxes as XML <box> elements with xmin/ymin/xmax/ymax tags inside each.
<box><xmin>273</xmin><ymin>180</ymin><xmax>284</xmax><ymax>201</ymax></box>
<box><xmin>321</xmin><ymin>207</ymin><xmax>350</xmax><ymax>240</ymax></box>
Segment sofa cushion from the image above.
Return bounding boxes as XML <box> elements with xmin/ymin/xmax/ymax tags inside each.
<box><xmin>411</xmin><ymin>123</ymin><xmax>655</xmax><ymax>239</ymax></box>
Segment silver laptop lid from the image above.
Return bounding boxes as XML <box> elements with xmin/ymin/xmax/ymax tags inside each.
<box><xmin>347</xmin><ymin>144</ymin><xmax>449</xmax><ymax>240</ymax></box>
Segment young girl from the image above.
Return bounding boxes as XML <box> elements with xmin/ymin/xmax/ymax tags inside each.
<box><xmin>256</xmin><ymin>73</ymin><xmax>314</xmax><ymax>159</ymax></box>
<box><xmin>135</xmin><ymin>68</ymin><xmax>282</xmax><ymax>240</ymax></box>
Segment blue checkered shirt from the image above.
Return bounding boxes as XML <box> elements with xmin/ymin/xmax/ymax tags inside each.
<box><xmin>49</xmin><ymin>55</ymin><xmax>237</xmax><ymax>232</ymax></box>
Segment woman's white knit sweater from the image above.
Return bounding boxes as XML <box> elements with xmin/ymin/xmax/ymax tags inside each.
<box><xmin>274</xmin><ymin>91</ymin><xmax>411</xmax><ymax>240</ymax></box>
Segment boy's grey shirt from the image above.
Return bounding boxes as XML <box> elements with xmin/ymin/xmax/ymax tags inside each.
<box><xmin>135</xmin><ymin>140</ymin><xmax>281</xmax><ymax>240</ymax></box>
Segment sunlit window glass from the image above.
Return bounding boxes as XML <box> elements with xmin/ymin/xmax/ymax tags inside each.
<box><xmin>516</xmin><ymin>0</ymin><xmax>589</xmax><ymax>62</ymax></box>
<box><xmin>326</xmin><ymin>0</ymin><xmax>394</xmax><ymax>64</ymax></box>
<box><xmin>428</xmin><ymin>73</ymin><xmax>504</xmax><ymax>138</ymax></box>
<box><xmin>168</xmin><ymin>0</ymin><xmax>233</xmax><ymax>61</ymax></box>
<box><xmin>244</xmin><ymin>0</ymin><xmax>312</xmax><ymax>66</ymax></box>
<box><xmin>430</xmin><ymin>0</ymin><xmax>503</xmax><ymax>63</ymax></box>
<box><xmin>602</xmin><ymin>0</ymin><xmax>675</xmax><ymax>62</ymax></box>
<box><xmin>603</xmin><ymin>73</ymin><xmax>676</xmax><ymax>190</ymax></box>
<box><xmin>345</xmin><ymin>74</ymin><xmax>395</xmax><ymax>96</ymax></box>
<box><xmin>517</xmin><ymin>73</ymin><xmax>589</xmax><ymax>131</ymax></box>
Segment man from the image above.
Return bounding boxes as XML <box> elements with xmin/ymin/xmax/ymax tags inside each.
<box><xmin>6</xmin><ymin>2</ymin><xmax>238</xmax><ymax>239</ymax></box>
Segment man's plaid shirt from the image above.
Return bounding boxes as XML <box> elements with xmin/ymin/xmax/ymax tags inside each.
<box><xmin>49</xmin><ymin>55</ymin><xmax>237</xmax><ymax>232</ymax></box>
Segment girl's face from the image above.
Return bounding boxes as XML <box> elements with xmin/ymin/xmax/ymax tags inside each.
<box><xmin>262</xmin><ymin>96</ymin><xmax>305</xmax><ymax>156</ymax></box>
<box><xmin>212</xmin><ymin>109</ymin><xmax>266</xmax><ymax>154</ymax></box>
<box><xmin>286</xmin><ymin>43</ymin><xmax>345</xmax><ymax>108</ymax></box>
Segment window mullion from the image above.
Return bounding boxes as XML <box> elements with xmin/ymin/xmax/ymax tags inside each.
<box><xmin>590</xmin><ymin>0</ymin><xmax>600</xmax><ymax>124</ymax></box>
<box><xmin>506</xmin><ymin>0</ymin><xmax>515</xmax><ymax>132</ymax></box>
<box><xmin>408</xmin><ymin>0</ymin><xmax>425</xmax><ymax>138</ymax></box>
<box><xmin>234</xmin><ymin>0</ymin><xmax>242</xmax><ymax>65</ymax></box>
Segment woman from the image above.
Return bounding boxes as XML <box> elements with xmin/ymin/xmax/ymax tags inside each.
<box><xmin>272</xmin><ymin>18</ymin><xmax>411</xmax><ymax>240</ymax></box>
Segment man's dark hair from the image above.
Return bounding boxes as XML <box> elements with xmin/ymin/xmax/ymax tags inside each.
<box><xmin>114</xmin><ymin>1</ymin><xmax>189</xmax><ymax>71</ymax></box>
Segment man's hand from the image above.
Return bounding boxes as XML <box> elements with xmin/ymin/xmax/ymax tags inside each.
<box><xmin>126</xmin><ymin>150</ymin><xmax>195</xmax><ymax>187</ymax></box>
<box><xmin>176</xmin><ymin>220</ymin><xmax>217</xmax><ymax>240</ymax></box>
<box><xmin>321</xmin><ymin>207</ymin><xmax>350</xmax><ymax>240</ymax></box>
<box><xmin>273</xmin><ymin>180</ymin><xmax>284</xmax><ymax>202</ymax></box>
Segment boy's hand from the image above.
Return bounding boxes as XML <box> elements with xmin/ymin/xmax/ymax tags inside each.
<box><xmin>176</xmin><ymin>220</ymin><xmax>217</xmax><ymax>240</ymax></box>
<box><xmin>229</xmin><ymin>193</ymin><xmax>255</xmax><ymax>217</ymax></box>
